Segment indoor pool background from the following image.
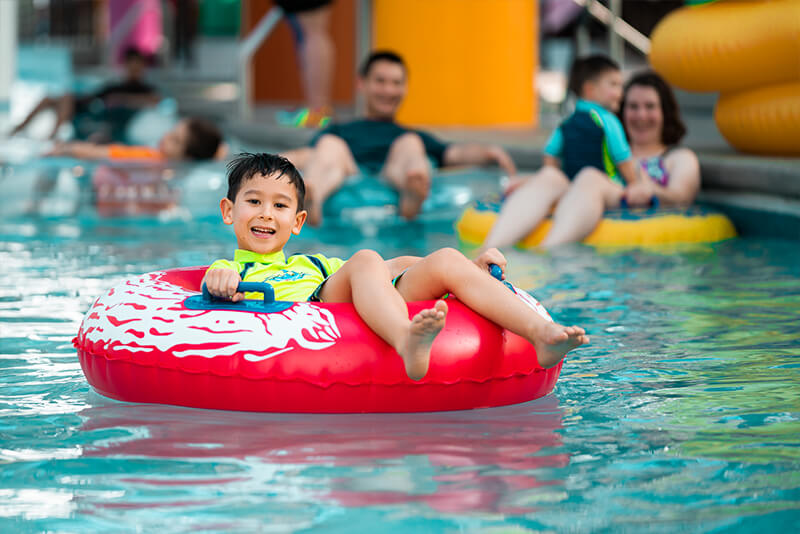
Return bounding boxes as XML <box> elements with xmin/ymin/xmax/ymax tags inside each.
<box><xmin>1</xmin><ymin>173</ymin><xmax>799</xmax><ymax>532</ymax></box>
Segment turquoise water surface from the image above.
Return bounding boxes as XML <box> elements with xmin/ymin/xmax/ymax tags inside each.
<box><xmin>1</xmin><ymin>167</ymin><xmax>799</xmax><ymax>532</ymax></box>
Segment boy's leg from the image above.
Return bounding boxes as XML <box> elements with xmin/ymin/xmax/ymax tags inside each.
<box><xmin>482</xmin><ymin>166</ymin><xmax>570</xmax><ymax>250</ymax></box>
<box><xmin>541</xmin><ymin>167</ymin><xmax>624</xmax><ymax>247</ymax></box>
<box><xmin>303</xmin><ymin>134</ymin><xmax>358</xmax><ymax>226</ymax></box>
<box><xmin>394</xmin><ymin>248</ymin><xmax>588</xmax><ymax>368</ymax></box>
<box><xmin>381</xmin><ymin>132</ymin><xmax>432</xmax><ymax>220</ymax></box>
<box><xmin>318</xmin><ymin>250</ymin><xmax>447</xmax><ymax>380</ymax></box>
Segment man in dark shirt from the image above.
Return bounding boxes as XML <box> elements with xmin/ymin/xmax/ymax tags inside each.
<box><xmin>283</xmin><ymin>50</ymin><xmax>517</xmax><ymax>226</ymax></box>
<box><xmin>10</xmin><ymin>47</ymin><xmax>160</xmax><ymax>142</ymax></box>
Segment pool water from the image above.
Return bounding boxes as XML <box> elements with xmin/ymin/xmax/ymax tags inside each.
<box><xmin>1</xmin><ymin>184</ymin><xmax>799</xmax><ymax>531</ymax></box>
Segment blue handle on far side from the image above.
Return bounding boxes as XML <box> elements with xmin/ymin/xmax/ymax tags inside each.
<box><xmin>489</xmin><ymin>263</ymin><xmax>515</xmax><ymax>293</ymax></box>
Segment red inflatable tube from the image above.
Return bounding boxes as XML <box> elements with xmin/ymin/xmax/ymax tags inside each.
<box><xmin>74</xmin><ymin>267</ymin><xmax>561</xmax><ymax>413</ymax></box>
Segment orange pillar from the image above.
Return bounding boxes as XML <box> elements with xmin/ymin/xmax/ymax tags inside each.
<box><xmin>373</xmin><ymin>0</ymin><xmax>537</xmax><ymax>127</ymax></box>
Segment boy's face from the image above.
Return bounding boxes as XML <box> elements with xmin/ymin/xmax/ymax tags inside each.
<box><xmin>585</xmin><ymin>70</ymin><xmax>624</xmax><ymax>112</ymax></box>
<box><xmin>124</xmin><ymin>56</ymin><xmax>146</xmax><ymax>80</ymax></box>
<box><xmin>220</xmin><ymin>173</ymin><xmax>307</xmax><ymax>255</ymax></box>
<box><xmin>158</xmin><ymin>119</ymin><xmax>189</xmax><ymax>160</ymax></box>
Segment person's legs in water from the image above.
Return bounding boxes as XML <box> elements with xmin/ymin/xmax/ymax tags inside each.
<box><xmin>294</xmin><ymin>5</ymin><xmax>333</xmax><ymax>124</ymax></box>
<box><xmin>394</xmin><ymin>248</ymin><xmax>588</xmax><ymax>370</ymax></box>
<box><xmin>302</xmin><ymin>134</ymin><xmax>358</xmax><ymax>226</ymax></box>
<box><xmin>317</xmin><ymin>249</ymin><xmax>448</xmax><ymax>380</ymax></box>
<box><xmin>482</xmin><ymin>166</ymin><xmax>571</xmax><ymax>250</ymax></box>
<box><xmin>541</xmin><ymin>167</ymin><xmax>624</xmax><ymax>246</ymax></box>
<box><xmin>10</xmin><ymin>94</ymin><xmax>75</xmax><ymax>139</ymax></box>
<box><xmin>381</xmin><ymin>132</ymin><xmax>432</xmax><ymax>220</ymax></box>
<box><xmin>276</xmin><ymin>2</ymin><xmax>334</xmax><ymax>127</ymax></box>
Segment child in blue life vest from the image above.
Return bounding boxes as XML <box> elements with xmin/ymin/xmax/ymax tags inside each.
<box><xmin>203</xmin><ymin>153</ymin><xmax>589</xmax><ymax>380</ymax></box>
<box><xmin>483</xmin><ymin>55</ymin><xmax>647</xmax><ymax>249</ymax></box>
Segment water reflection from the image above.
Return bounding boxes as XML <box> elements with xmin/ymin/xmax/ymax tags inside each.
<box><xmin>77</xmin><ymin>395</ymin><xmax>567</xmax><ymax>515</ymax></box>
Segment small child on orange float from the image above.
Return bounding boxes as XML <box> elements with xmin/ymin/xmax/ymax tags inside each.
<box><xmin>203</xmin><ymin>153</ymin><xmax>588</xmax><ymax>380</ymax></box>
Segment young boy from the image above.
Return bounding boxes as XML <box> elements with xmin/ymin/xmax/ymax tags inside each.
<box><xmin>203</xmin><ymin>153</ymin><xmax>588</xmax><ymax>380</ymax></box>
<box><xmin>546</xmin><ymin>54</ymin><xmax>635</xmax><ymax>183</ymax></box>
<box><xmin>46</xmin><ymin>117</ymin><xmax>223</xmax><ymax>162</ymax></box>
<box><xmin>482</xmin><ymin>55</ymin><xmax>639</xmax><ymax>249</ymax></box>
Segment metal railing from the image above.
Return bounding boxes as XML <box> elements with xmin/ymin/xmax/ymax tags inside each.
<box><xmin>572</xmin><ymin>0</ymin><xmax>652</xmax><ymax>60</ymax></box>
<box><xmin>237</xmin><ymin>6</ymin><xmax>284</xmax><ymax>118</ymax></box>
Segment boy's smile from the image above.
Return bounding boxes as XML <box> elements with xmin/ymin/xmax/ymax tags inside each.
<box><xmin>220</xmin><ymin>172</ymin><xmax>307</xmax><ymax>255</ymax></box>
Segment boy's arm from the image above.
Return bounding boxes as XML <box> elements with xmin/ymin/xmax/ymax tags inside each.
<box><xmin>442</xmin><ymin>144</ymin><xmax>517</xmax><ymax>176</ymax></box>
<box><xmin>616</xmin><ymin>159</ymin><xmax>639</xmax><ymax>186</ymax></box>
<box><xmin>542</xmin><ymin>155</ymin><xmax>561</xmax><ymax>169</ymax></box>
<box><xmin>47</xmin><ymin>141</ymin><xmax>110</xmax><ymax>160</ymax></box>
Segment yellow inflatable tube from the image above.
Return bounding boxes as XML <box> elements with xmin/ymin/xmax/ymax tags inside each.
<box><xmin>456</xmin><ymin>203</ymin><xmax>737</xmax><ymax>248</ymax></box>
<box><xmin>650</xmin><ymin>0</ymin><xmax>800</xmax><ymax>93</ymax></box>
<box><xmin>649</xmin><ymin>0</ymin><xmax>800</xmax><ymax>156</ymax></box>
<box><xmin>715</xmin><ymin>82</ymin><xmax>800</xmax><ymax>157</ymax></box>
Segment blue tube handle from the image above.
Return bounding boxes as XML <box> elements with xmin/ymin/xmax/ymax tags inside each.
<box><xmin>489</xmin><ymin>263</ymin><xmax>515</xmax><ymax>293</ymax></box>
<box><xmin>202</xmin><ymin>281</ymin><xmax>276</xmax><ymax>304</ymax></box>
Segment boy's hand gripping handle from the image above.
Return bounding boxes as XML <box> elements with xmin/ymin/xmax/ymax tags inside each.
<box><xmin>202</xmin><ymin>281</ymin><xmax>276</xmax><ymax>305</ymax></box>
<box><xmin>489</xmin><ymin>264</ymin><xmax>515</xmax><ymax>293</ymax></box>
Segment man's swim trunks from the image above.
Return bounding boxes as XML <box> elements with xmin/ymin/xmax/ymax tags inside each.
<box><xmin>309</xmin><ymin>119</ymin><xmax>450</xmax><ymax>175</ymax></box>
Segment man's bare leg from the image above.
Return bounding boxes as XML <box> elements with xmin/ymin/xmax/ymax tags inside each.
<box><xmin>9</xmin><ymin>96</ymin><xmax>57</xmax><ymax>137</ymax></box>
<box><xmin>50</xmin><ymin>94</ymin><xmax>75</xmax><ymax>139</ymax></box>
<box><xmin>319</xmin><ymin>250</ymin><xmax>447</xmax><ymax>380</ymax></box>
<box><xmin>542</xmin><ymin>168</ymin><xmax>624</xmax><ymax>247</ymax></box>
<box><xmin>280</xmin><ymin>147</ymin><xmax>313</xmax><ymax>170</ymax></box>
<box><xmin>482</xmin><ymin>166</ymin><xmax>570</xmax><ymax>250</ymax></box>
<box><xmin>395</xmin><ymin>248</ymin><xmax>588</xmax><ymax>368</ymax></box>
<box><xmin>295</xmin><ymin>6</ymin><xmax>334</xmax><ymax>114</ymax></box>
<box><xmin>302</xmin><ymin>134</ymin><xmax>358</xmax><ymax>226</ymax></box>
<box><xmin>382</xmin><ymin>133</ymin><xmax>432</xmax><ymax>220</ymax></box>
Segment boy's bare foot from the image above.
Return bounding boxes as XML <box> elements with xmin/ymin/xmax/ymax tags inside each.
<box><xmin>399</xmin><ymin>168</ymin><xmax>430</xmax><ymax>220</ymax></box>
<box><xmin>399</xmin><ymin>300</ymin><xmax>448</xmax><ymax>380</ymax></box>
<box><xmin>533</xmin><ymin>323</ymin><xmax>589</xmax><ymax>369</ymax></box>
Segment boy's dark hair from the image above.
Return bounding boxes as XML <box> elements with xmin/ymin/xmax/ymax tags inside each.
<box><xmin>620</xmin><ymin>70</ymin><xmax>687</xmax><ymax>146</ymax></box>
<box><xmin>360</xmin><ymin>50</ymin><xmax>406</xmax><ymax>77</ymax></box>
<box><xmin>225</xmin><ymin>152</ymin><xmax>306</xmax><ymax>211</ymax></box>
<box><xmin>567</xmin><ymin>55</ymin><xmax>620</xmax><ymax>97</ymax></box>
<box><xmin>123</xmin><ymin>46</ymin><xmax>146</xmax><ymax>62</ymax></box>
<box><xmin>184</xmin><ymin>118</ymin><xmax>223</xmax><ymax>161</ymax></box>
<box><xmin>122</xmin><ymin>46</ymin><xmax>154</xmax><ymax>66</ymax></box>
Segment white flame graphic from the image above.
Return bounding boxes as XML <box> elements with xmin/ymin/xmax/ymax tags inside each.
<box><xmin>79</xmin><ymin>271</ymin><xmax>341</xmax><ymax>361</ymax></box>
